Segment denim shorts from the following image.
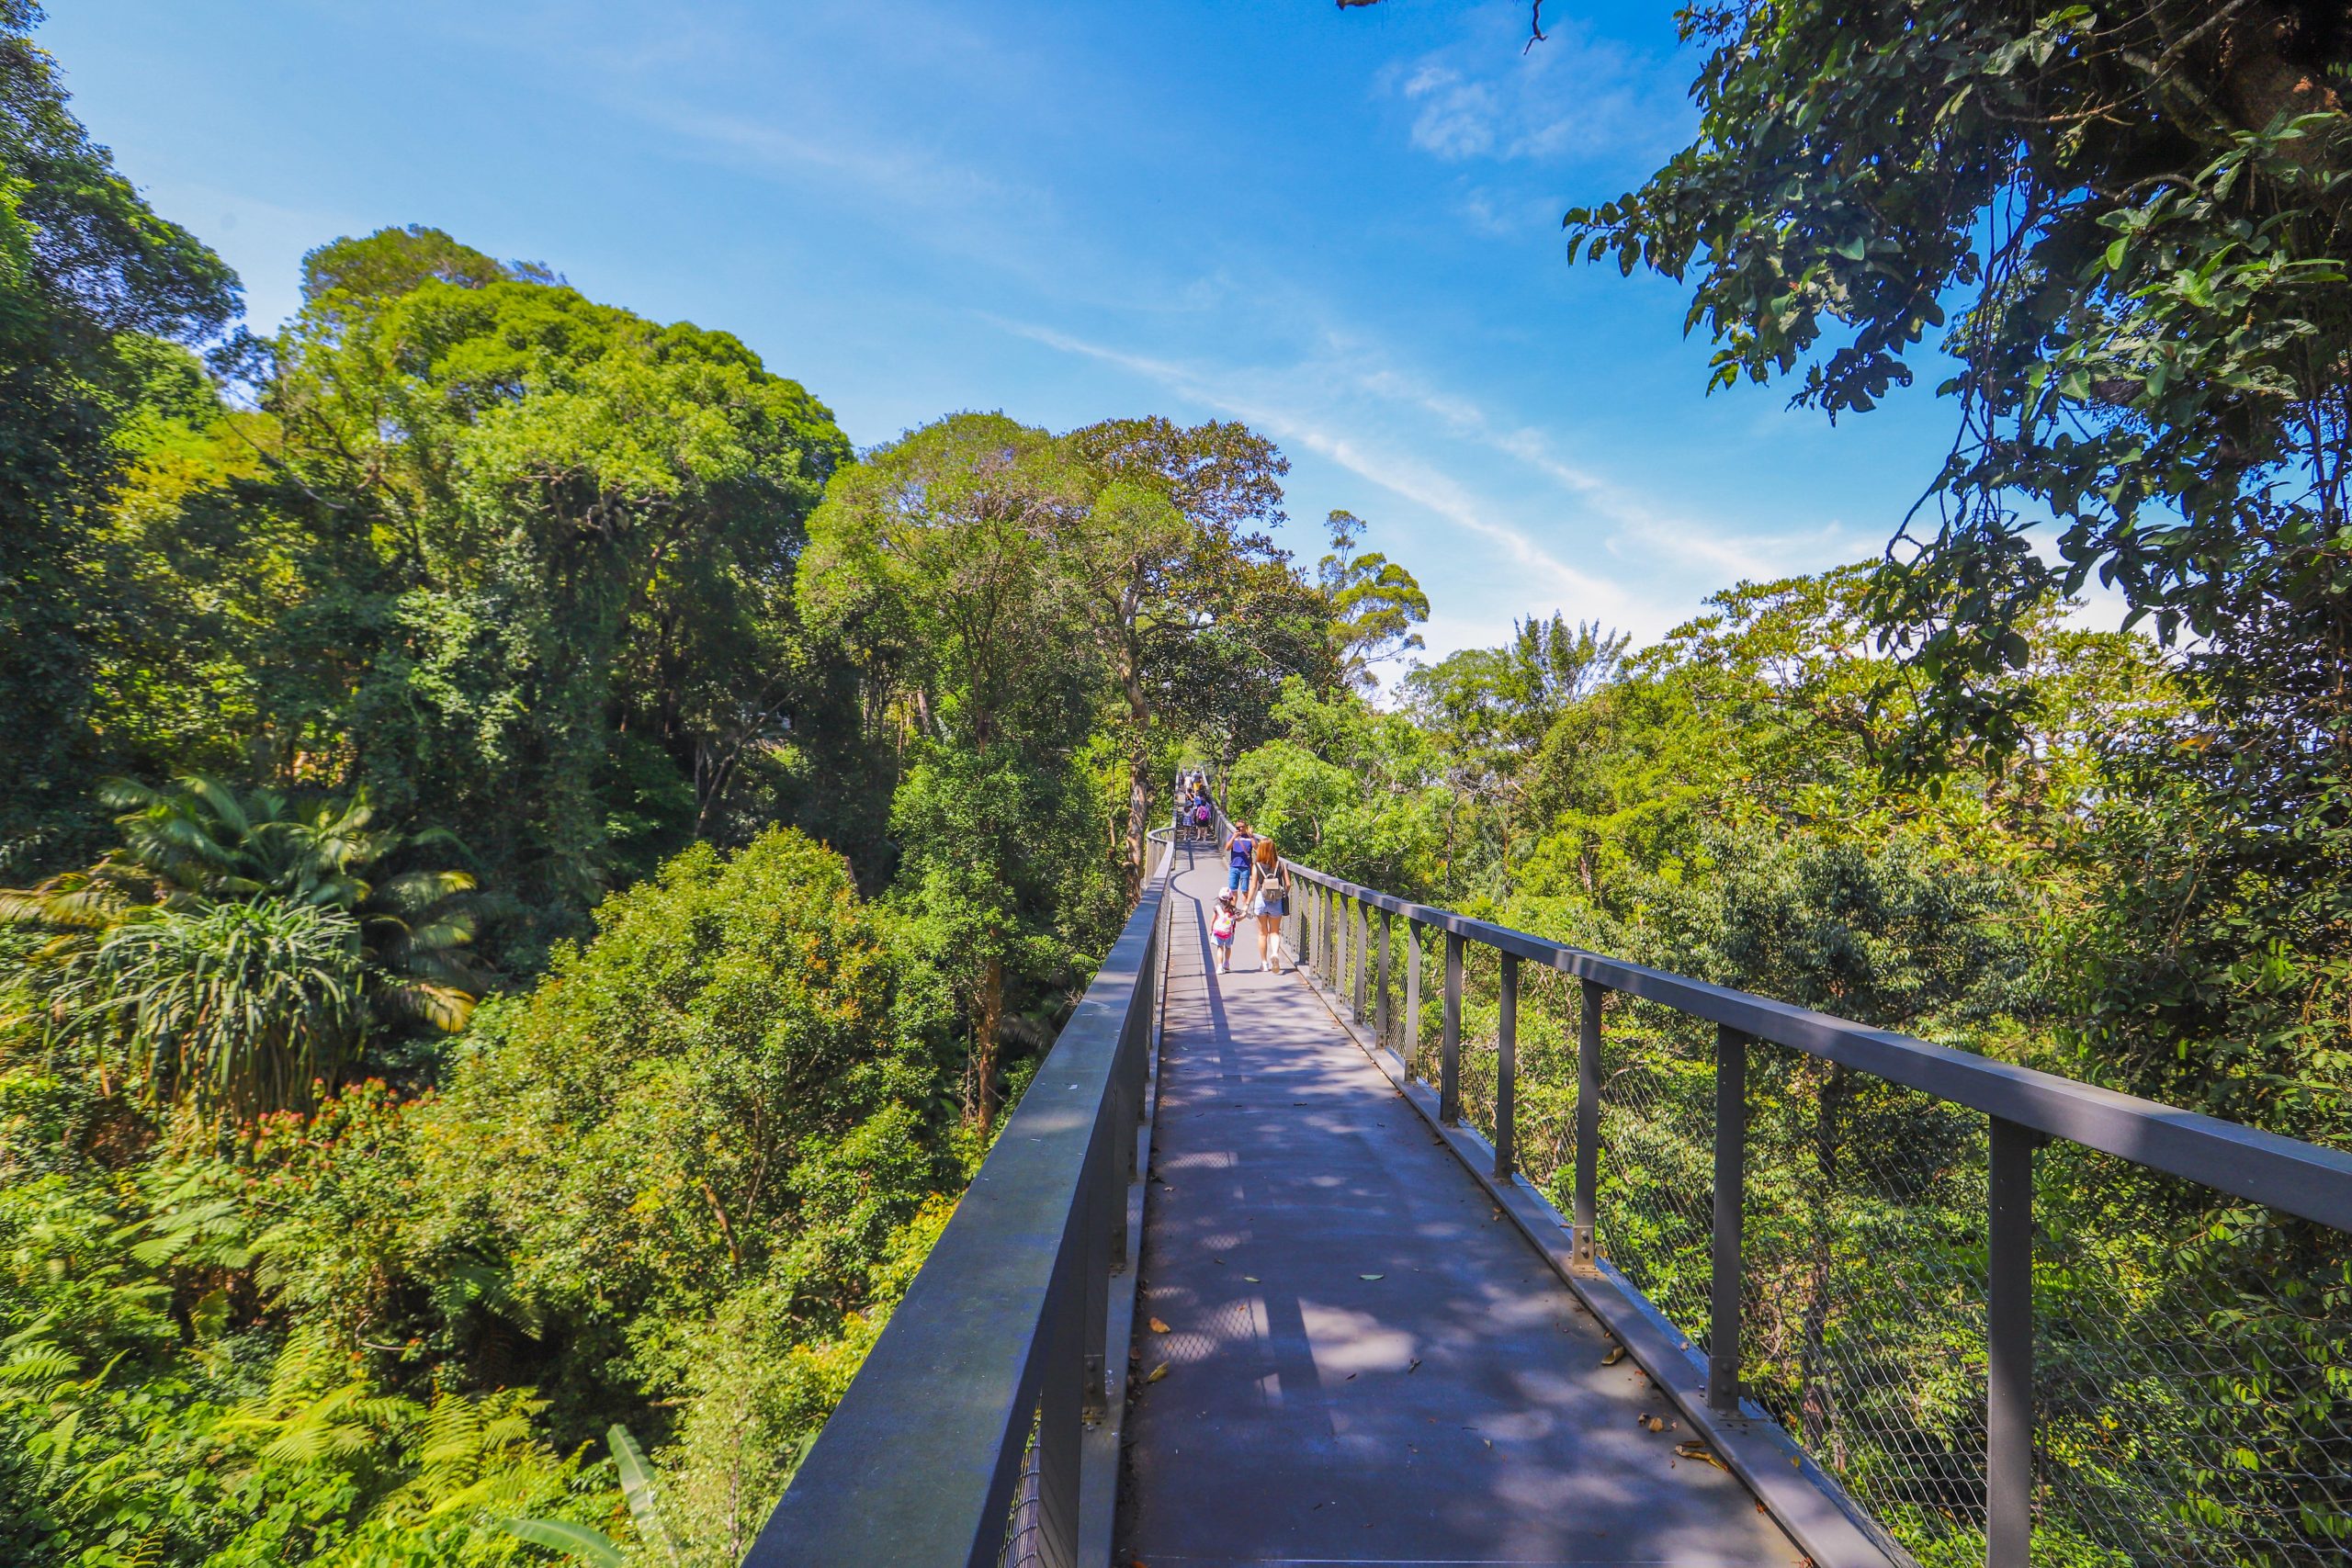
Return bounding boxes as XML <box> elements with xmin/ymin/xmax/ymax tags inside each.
<box><xmin>1226</xmin><ymin>864</ymin><xmax>1250</xmax><ymax>891</ymax></box>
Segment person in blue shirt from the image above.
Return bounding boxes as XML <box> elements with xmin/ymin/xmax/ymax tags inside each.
<box><xmin>1222</xmin><ymin>820</ymin><xmax>1255</xmax><ymax>894</ymax></box>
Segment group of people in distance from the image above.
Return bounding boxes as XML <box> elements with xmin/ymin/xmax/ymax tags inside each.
<box><xmin>1210</xmin><ymin>818</ymin><xmax>1290</xmax><ymax>976</ymax></box>
<box><xmin>1175</xmin><ymin>772</ymin><xmax>1215</xmax><ymax>843</ymax></box>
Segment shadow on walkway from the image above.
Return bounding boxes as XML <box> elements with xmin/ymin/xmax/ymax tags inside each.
<box><xmin>1117</xmin><ymin>852</ymin><xmax>1804</xmax><ymax>1568</ymax></box>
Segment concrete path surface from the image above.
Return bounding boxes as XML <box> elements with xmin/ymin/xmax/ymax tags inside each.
<box><xmin>1116</xmin><ymin>850</ymin><xmax>1804</xmax><ymax>1568</ymax></box>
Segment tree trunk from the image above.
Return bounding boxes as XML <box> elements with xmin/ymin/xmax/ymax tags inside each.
<box><xmin>965</xmin><ymin>953</ymin><xmax>1005</xmax><ymax>1135</ymax></box>
<box><xmin>1122</xmin><ymin>649</ymin><xmax>1150</xmax><ymax>900</ymax></box>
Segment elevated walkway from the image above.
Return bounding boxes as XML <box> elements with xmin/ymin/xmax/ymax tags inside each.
<box><xmin>755</xmin><ymin>804</ymin><xmax>2352</xmax><ymax>1568</ymax></box>
<box><xmin>1119</xmin><ymin>850</ymin><xmax>1802</xmax><ymax>1567</ymax></box>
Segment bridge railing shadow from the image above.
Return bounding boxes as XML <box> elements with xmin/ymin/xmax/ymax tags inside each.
<box><xmin>1283</xmin><ymin>863</ymin><xmax>2352</xmax><ymax>1568</ymax></box>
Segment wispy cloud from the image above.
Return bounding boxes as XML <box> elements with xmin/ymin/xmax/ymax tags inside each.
<box><xmin>1001</xmin><ymin>313</ymin><xmax>1883</xmax><ymax>650</ymax></box>
<box><xmin>623</xmin><ymin>96</ymin><xmax>1016</xmax><ymax>212</ymax></box>
<box><xmin>1346</xmin><ymin>356</ymin><xmax>1874</xmax><ymax>582</ymax></box>
<box><xmin>994</xmin><ymin>318</ymin><xmax>1721</xmax><ymax>637</ymax></box>
<box><xmin>1385</xmin><ymin>13</ymin><xmax>1691</xmax><ymax>170</ymax></box>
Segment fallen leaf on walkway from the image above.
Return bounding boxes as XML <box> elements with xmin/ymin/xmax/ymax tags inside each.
<box><xmin>1148</xmin><ymin>1318</ymin><xmax>1170</xmax><ymax>1335</ymax></box>
<box><xmin>1600</xmin><ymin>1345</ymin><xmax>1627</xmax><ymax>1367</ymax></box>
<box><xmin>1359</xmin><ymin>1273</ymin><xmax>1385</xmax><ymax>1280</ymax></box>
<box><xmin>1146</xmin><ymin>1362</ymin><xmax>1170</xmax><ymax>1383</ymax></box>
<box><xmin>1483</xmin><ymin>1438</ymin><xmax>1493</xmax><ymax>1449</ymax></box>
<box><xmin>1644</xmin><ymin>1415</ymin><xmax>1666</xmax><ymax>1433</ymax></box>
<box><xmin>1244</xmin><ymin>1275</ymin><xmax>1260</xmax><ymax>1282</ymax></box>
<box><xmin>1407</xmin><ymin>1358</ymin><xmax>1422</xmax><ymax>1373</ymax></box>
<box><xmin>1675</xmin><ymin>1440</ymin><xmax>1728</xmax><ymax>1472</ymax></box>
<box><xmin>1345</xmin><ymin>1372</ymin><xmax>1357</xmax><ymax>1381</ymax></box>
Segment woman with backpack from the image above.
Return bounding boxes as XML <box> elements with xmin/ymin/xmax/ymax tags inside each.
<box><xmin>1247</xmin><ymin>834</ymin><xmax>1290</xmax><ymax>973</ymax></box>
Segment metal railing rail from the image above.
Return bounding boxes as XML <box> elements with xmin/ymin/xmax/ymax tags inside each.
<box><xmin>1277</xmin><ymin>859</ymin><xmax>2352</xmax><ymax>1568</ymax></box>
<box><xmin>744</xmin><ymin>825</ymin><xmax>1179</xmax><ymax>1568</ymax></box>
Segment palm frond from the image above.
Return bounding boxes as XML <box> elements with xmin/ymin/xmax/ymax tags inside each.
<box><xmin>607</xmin><ymin>1423</ymin><xmax>680</xmax><ymax>1564</ymax></box>
<box><xmin>371</xmin><ymin>980</ymin><xmax>476</xmax><ymax>1033</ymax></box>
<box><xmin>496</xmin><ymin>1518</ymin><xmax>626</xmax><ymax>1568</ymax></box>
<box><xmin>374</xmin><ymin>869</ymin><xmax>478</xmax><ymax>910</ymax></box>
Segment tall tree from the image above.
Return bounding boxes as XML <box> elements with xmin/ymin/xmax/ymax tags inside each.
<box><xmin>800</xmin><ymin>412</ymin><xmax>1102</xmax><ymax>1132</ymax></box>
<box><xmin>1061</xmin><ymin>416</ymin><xmax>1295</xmax><ymax>890</ymax></box>
<box><xmin>1530</xmin><ymin>0</ymin><xmax>2352</xmax><ymax>1134</ymax></box>
<box><xmin>1317</xmin><ymin>509</ymin><xmax>1430</xmax><ymax>693</ymax></box>
<box><xmin>0</xmin><ymin>0</ymin><xmax>240</xmax><ymax>864</ymax></box>
<box><xmin>234</xmin><ymin>243</ymin><xmax>852</xmax><ymax>929</ymax></box>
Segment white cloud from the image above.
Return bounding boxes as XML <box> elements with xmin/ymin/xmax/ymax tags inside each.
<box><xmin>1402</xmin><ymin>65</ymin><xmax>1502</xmax><ymax>160</ymax></box>
<box><xmin>1385</xmin><ymin>12</ymin><xmax>1691</xmax><ymax>170</ymax></box>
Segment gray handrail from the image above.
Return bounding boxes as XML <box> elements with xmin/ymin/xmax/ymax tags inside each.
<box><xmin>746</xmin><ymin>828</ymin><xmax>1177</xmax><ymax>1568</ymax></box>
<box><xmin>1279</xmin><ymin>855</ymin><xmax>2352</xmax><ymax>1568</ymax></box>
<box><xmin>1280</xmin><ymin>861</ymin><xmax>2352</xmax><ymax>1232</ymax></box>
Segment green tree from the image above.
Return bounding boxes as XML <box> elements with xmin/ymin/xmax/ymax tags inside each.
<box><xmin>0</xmin><ymin>0</ymin><xmax>240</xmax><ymax>863</ymax></box>
<box><xmin>1060</xmin><ymin>415</ymin><xmax>1298</xmax><ymax>889</ymax></box>
<box><xmin>220</xmin><ymin>243</ymin><xmax>854</xmax><ymax>933</ymax></box>
<box><xmin>414</xmin><ymin>828</ymin><xmax>957</xmax><ymax>1431</ymax></box>
<box><xmin>798</xmin><ymin>413</ymin><xmax>1102</xmax><ymax>1130</ymax></box>
<box><xmin>1537</xmin><ymin>0</ymin><xmax>2352</xmax><ymax>1142</ymax></box>
<box><xmin>1317</xmin><ymin>509</ymin><xmax>1430</xmax><ymax>692</ymax></box>
<box><xmin>1556</xmin><ymin>0</ymin><xmax>2350</xmax><ymax>752</ymax></box>
<box><xmin>1227</xmin><ymin>679</ymin><xmax>1448</xmax><ymax>896</ymax></box>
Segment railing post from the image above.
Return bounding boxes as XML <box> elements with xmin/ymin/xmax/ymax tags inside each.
<box><xmin>1351</xmin><ymin>897</ymin><xmax>1369</xmax><ymax>1022</ymax></box>
<box><xmin>1375</xmin><ymin>908</ymin><xmax>1393</xmax><ymax>1047</ymax></box>
<box><xmin>1036</xmin><ymin>1258</ymin><xmax>1081</xmax><ymax>1568</ymax></box>
<box><xmin>1325</xmin><ymin>887</ymin><xmax>1339</xmax><ymax>987</ymax></box>
<box><xmin>1321</xmin><ymin>886</ymin><xmax>1334</xmax><ymax>985</ymax></box>
<box><xmin>1330</xmin><ymin>890</ymin><xmax>1345</xmax><ymax>991</ymax></box>
<box><xmin>1986</xmin><ymin>1116</ymin><xmax>2036</xmax><ymax>1568</ymax></box>
<box><xmin>1495</xmin><ymin>953</ymin><xmax>1518</xmax><ymax>1180</ymax></box>
<box><xmin>1082</xmin><ymin>1111</ymin><xmax>1111</xmax><ymax>1420</ymax></box>
<box><xmin>1403</xmin><ymin>919</ymin><xmax>1422</xmax><ymax>1080</ymax></box>
<box><xmin>1440</xmin><ymin>932</ymin><xmax>1463</xmax><ymax>1124</ymax></box>
<box><xmin>1574</xmin><ymin>978</ymin><xmax>1600</xmax><ymax>1266</ymax></box>
<box><xmin>1708</xmin><ymin>1024</ymin><xmax>1747</xmax><ymax>1412</ymax></box>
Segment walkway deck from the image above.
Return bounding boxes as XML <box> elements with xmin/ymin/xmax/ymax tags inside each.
<box><xmin>1117</xmin><ymin>852</ymin><xmax>1804</xmax><ymax>1568</ymax></box>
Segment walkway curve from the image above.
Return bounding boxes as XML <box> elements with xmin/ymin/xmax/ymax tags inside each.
<box><xmin>1115</xmin><ymin>849</ymin><xmax>1804</xmax><ymax>1568</ymax></box>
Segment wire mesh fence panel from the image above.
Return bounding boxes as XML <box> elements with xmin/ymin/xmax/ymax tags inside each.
<box><xmin>995</xmin><ymin>1404</ymin><xmax>1046</xmax><ymax>1568</ymax></box>
<box><xmin>1452</xmin><ymin>942</ymin><xmax>1504</xmax><ymax>1151</ymax></box>
<box><xmin>1510</xmin><ymin>961</ymin><xmax>1582</xmax><ymax>1200</ymax></box>
<box><xmin>1366</xmin><ymin>912</ymin><xmax>1396</xmax><ymax>1061</ymax></box>
<box><xmin>2028</xmin><ymin>1147</ymin><xmax>2352</xmax><ymax>1568</ymax></box>
<box><xmin>1591</xmin><ymin>989</ymin><xmax>1717</xmax><ymax>1350</ymax></box>
<box><xmin>1407</xmin><ymin>923</ymin><xmax>1442</xmax><ymax>1084</ymax></box>
<box><xmin>1738</xmin><ymin>1046</ymin><xmax>1990</xmax><ymax>1568</ymax></box>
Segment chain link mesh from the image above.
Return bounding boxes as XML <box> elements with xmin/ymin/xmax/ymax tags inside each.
<box><xmin>2026</xmin><ymin>1149</ymin><xmax>2352</xmax><ymax>1567</ymax></box>
<box><xmin>996</xmin><ymin>1404</ymin><xmax>1046</xmax><ymax>1568</ymax></box>
<box><xmin>1738</xmin><ymin>1047</ymin><xmax>1990</xmax><ymax>1565</ymax></box>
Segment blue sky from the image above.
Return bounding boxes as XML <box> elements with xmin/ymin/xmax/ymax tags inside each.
<box><xmin>50</xmin><ymin>0</ymin><xmax>1975</xmax><ymax>667</ymax></box>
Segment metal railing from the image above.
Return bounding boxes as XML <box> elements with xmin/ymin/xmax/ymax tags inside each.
<box><xmin>745</xmin><ymin>829</ymin><xmax>1177</xmax><ymax>1568</ymax></box>
<box><xmin>1279</xmin><ymin>862</ymin><xmax>2352</xmax><ymax>1568</ymax></box>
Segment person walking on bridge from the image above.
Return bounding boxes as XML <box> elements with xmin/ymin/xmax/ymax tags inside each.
<box><xmin>1221</xmin><ymin>819</ymin><xmax>1255</xmax><ymax>895</ymax></box>
<box><xmin>1247</xmin><ymin>834</ymin><xmax>1290</xmax><ymax>973</ymax></box>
